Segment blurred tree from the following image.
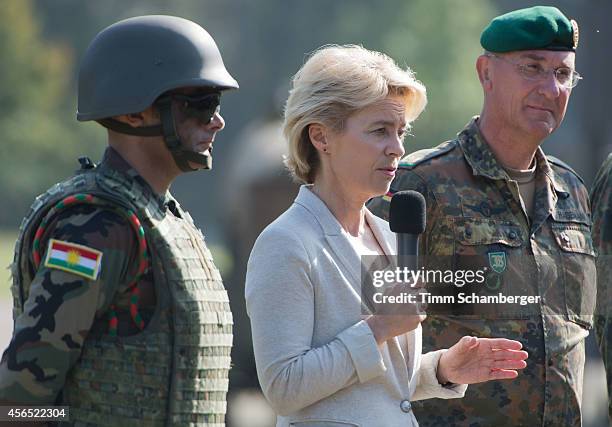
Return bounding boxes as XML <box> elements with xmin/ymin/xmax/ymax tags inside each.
<box><xmin>210</xmin><ymin>0</ymin><xmax>496</xmax><ymax>154</ymax></box>
<box><xmin>0</xmin><ymin>0</ymin><xmax>104</xmax><ymax>226</ymax></box>
<box><xmin>379</xmin><ymin>0</ymin><xmax>496</xmax><ymax>148</ymax></box>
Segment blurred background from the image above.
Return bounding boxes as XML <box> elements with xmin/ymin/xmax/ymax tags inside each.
<box><xmin>0</xmin><ymin>0</ymin><xmax>610</xmax><ymax>425</ymax></box>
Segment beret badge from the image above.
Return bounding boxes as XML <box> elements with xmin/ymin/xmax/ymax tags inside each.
<box><xmin>571</xmin><ymin>19</ymin><xmax>579</xmax><ymax>49</ymax></box>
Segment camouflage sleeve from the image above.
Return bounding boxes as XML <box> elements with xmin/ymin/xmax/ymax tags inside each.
<box><xmin>366</xmin><ymin>190</ymin><xmax>392</xmax><ymax>222</ymax></box>
<box><xmin>591</xmin><ymin>153</ymin><xmax>612</xmax><ymax>421</ymax></box>
<box><xmin>593</xmin><ymin>154</ymin><xmax>612</xmax><ymax>256</ymax></box>
<box><xmin>0</xmin><ymin>204</ymin><xmax>137</xmax><ymax>404</ymax></box>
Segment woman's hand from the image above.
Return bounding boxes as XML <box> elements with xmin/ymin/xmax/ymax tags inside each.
<box><xmin>365</xmin><ymin>281</ymin><xmax>427</xmax><ymax>345</ymax></box>
<box><xmin>366</xmin><ymin>313</ymin><xmax>426</xmax><ymax>345</ymax></box>
<box><xmin>436</xmin><ymin>336</ymin><xmax>528</xmax><ymax>385</ymax></box>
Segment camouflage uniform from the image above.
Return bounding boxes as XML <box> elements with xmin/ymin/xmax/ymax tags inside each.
<box><xmin>0</xmin><ymin>147</ymin><xmax>233</xmax><ymax>426</ymax></box>
<box><xmin>591</xmin><ymin>153</ymin><xmax>612</xmax><ymax>422</ymax></box>
<box><xmin>368</xmin><ymin>117</ymin><xmax>596</xmax><ymax>426</ymax></box>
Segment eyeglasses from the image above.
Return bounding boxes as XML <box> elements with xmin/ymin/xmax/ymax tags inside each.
<box><xmin>172</xmin><ymin>92</ymin><xmax>221</xmax><ymax>124</ymax></box>
<box><xmin>486</xmin><ymin>54</ymin><xmax>582</xmax><ymax>89</ymax></box>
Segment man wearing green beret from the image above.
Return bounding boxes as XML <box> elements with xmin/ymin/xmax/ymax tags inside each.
<box><xmin>369</xmin><ymin>6</ymin><xmax>593</xmax><ymax>426</ymax></box>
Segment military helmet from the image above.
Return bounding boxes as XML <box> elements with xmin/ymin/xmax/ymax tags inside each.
<box><xmin>77</xmin><ymin>15</ymin><xmax>238</xmax><ymax>121</ymax></box>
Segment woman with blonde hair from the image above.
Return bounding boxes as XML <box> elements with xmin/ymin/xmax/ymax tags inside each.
<box><xmin>245</xmin><ymin>45</ymin><xmax>527</xmax><ymax>426</ymax></box>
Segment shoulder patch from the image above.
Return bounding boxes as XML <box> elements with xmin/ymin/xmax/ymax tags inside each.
<box><xmin>547</xmin><ymin>155</ymin><xmax>585</xmax><ymax>184</ymax></box>
<box><xmin>399</xmin><ymin>140</ymin><xmax>457</xmax><ymax>169</ymax></box>
<box><xmin>44</xmin><ymin>239</ymin><xmax>102</xmax><ymax>280</ymax></box>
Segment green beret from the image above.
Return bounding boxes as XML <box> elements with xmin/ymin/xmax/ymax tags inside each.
<box><xmin>481</xmin><ymin>6</ymin><xmax>579</xmax><ymax>53</ymax></box>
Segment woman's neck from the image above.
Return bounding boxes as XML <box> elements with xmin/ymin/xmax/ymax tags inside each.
<box><xmin>310</xmin><ymin>180</ymin><xmax>367</xmax><ymax>237</ymax></box>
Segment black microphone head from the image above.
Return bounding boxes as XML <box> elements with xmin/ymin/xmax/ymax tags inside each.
<box><xmin>389</xmin><ymin>190</ymin><xmax>426</xmax><ymax>234</ymax></box>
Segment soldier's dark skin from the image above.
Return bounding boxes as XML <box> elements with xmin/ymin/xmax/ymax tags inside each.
<box><xmin>0</xmin><ymin>86</ymin><xmax>226</xmax><ymax>407</ymax></box>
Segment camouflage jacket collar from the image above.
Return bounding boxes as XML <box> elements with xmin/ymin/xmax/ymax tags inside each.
<box><xmin>458</xmin><ymin>117</ymin><xmax>508</xmax><ymax>181</ymax></box>
<box><xmin>458</xmin><ymin>117</ymin><xmax>569</xmax><ymax>197</ymax></box>
<box><xmin>535</xmin><ymin>148</ymin><xmax>571</xmax><ymax>198</ymax></box>
<box><xmin>99</xmin><ymin>147</ymin><xmax>173</xmax><ymax>210</ymax></box>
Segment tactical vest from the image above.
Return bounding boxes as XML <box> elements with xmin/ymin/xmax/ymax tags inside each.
<box><xmin>11</xmin><ymin>161</ymin><xmax>233</xmax><ymax>426</ymax></box>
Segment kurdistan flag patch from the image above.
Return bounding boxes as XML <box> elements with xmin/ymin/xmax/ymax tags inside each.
<box><xmin>44</xmin><ymin>239</ymin><xmax>102</xmax><ymax>280</ymax></box>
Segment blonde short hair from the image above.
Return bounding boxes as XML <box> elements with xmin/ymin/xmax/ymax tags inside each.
<box><xmin>283</xmin><ymin>44</ymin><xmax>427</xmax><ymax>184</ymax></box>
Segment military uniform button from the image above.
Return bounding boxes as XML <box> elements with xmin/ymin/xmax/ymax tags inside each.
<box><xmin>400</xmin><ymin>399</ymin><xmax>412</xmax><ymax>413</ymax></box>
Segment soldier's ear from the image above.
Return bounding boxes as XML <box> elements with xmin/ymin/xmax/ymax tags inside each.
<box><xmin>113</xmin><ymin>106</ymin><xmax>158</xmax><ymax>128</ymax></box>
<box><xmin>476</xmin><ymin>55</ymin><xmax>493</xmax><ymax>91</ymax></box>
<box><xmin>114</xmin><ymin>112</ymin><xmax>147</xmax><ymax>128</ymax></box>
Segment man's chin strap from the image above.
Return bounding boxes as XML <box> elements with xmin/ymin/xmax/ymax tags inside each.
<box><xmin>156</xmin><ymin>97</ymin><xmax>212</xmax><ymax>172</ymax></box>
<box><xmin>96</xmin><ymin>99</ymin><xmax>211</xmax><ymax>172</ymax></box>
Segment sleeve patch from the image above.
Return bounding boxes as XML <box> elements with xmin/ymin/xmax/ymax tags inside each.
<box><xmin>43</xmin><ymin>239</ymin><xmax>102</xmax><ymax>280</ymax></box>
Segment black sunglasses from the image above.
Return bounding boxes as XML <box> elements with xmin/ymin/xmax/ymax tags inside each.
<box><xmin>172</xmin><ymin>92</ymin><xmax>221</xmax><ymax>124</ymax></box>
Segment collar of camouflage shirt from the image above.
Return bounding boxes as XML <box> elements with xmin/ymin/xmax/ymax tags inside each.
<box><xmin>458</xmin><ymin>116</ymin><xmax>570</xmax><ymax>198</ymax></box>
<box><xmin>101</xmin><ymin>146</ymin><xmax>174</xmax><ymax>212</ymax></box>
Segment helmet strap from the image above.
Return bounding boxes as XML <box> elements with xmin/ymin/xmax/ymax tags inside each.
<box><xmin>156</xmin><ymin>97</ymin><xmax>212</xmax><ymax>172</ymax></box>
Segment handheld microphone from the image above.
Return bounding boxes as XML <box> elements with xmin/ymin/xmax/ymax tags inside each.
<box><xmin>389</xmin><ymin>190</ymin><xmax>426</xmax><ymax>271</ymax></box>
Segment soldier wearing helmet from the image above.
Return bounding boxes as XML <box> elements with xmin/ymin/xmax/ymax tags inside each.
<box><xmin>0</xmin><ymin>16</ymin><xmax>237</xmax><ymax>425</ymax></box>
